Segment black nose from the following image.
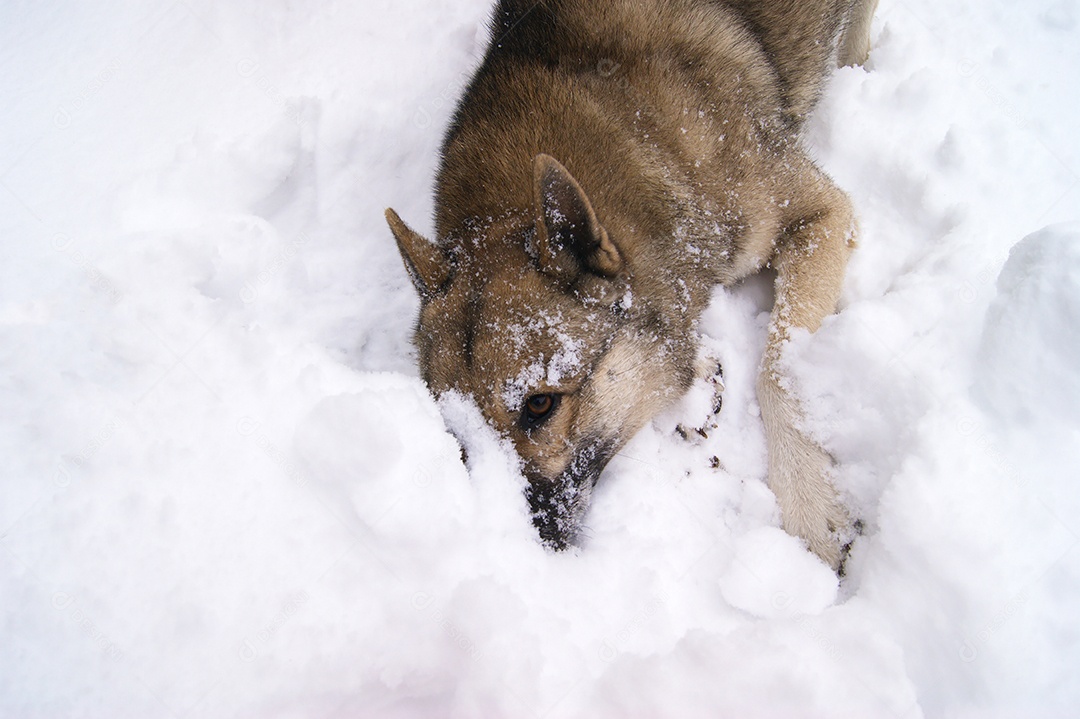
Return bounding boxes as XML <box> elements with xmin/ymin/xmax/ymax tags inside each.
<box><xmin>524</xmin><ymin>479</ymin><xmax>578</xmax><ymax>551</ymax></box>
<box><xmin>522</xmin><ymin>436</ymin><xmax>619</xmax><ymax>550</ymax></box>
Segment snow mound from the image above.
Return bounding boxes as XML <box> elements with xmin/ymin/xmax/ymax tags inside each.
<box><xmin>719</xmin><ymin>527</ymin><xmax>839</xmax><ymax>618</ymax></box>
<box><xmin>976</xmin><ymin>223</ymin><xmax>1080</xmax><ymax>424</ymax></box>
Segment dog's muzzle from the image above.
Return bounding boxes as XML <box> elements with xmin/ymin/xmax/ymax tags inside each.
<box><xmin>524</xmin><ymin>437</ymin><xmax>617</xmax><ymax>550</ymax></box>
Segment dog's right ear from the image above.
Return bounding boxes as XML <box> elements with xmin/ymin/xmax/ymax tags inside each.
<box><xmin>533</xmin><ymin>154</ymin><xmax>624</xmax><ymax>281</ymax></box>
<box><xmin>385</xmin><ymin>208</ymin><xmax>450</xmax><ymax>300</ymax></box>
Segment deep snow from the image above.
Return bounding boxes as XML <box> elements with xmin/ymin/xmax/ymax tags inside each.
<box><xmin>2</xmin><ymin>1</ymin><xmax>1079</xmax><ymax>717</ymax></box>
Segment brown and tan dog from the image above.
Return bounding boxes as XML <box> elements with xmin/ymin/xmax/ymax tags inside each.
<box><xmin>386</xmin><ymin>0</ymin><xmax>878</xmax><ymax>569</ymax></box>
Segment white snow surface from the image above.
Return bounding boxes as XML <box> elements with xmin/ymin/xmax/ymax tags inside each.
<box><xmin>3</xmin><ymin>1</ymin><xmax>1080</xmax><ymax>717</ymax></box>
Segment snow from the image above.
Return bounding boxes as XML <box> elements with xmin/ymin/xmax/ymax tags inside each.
<box><xmin>2</xmin><ymin>1</ymin><xmax>1079</xmax><ymax>717</ymax></box>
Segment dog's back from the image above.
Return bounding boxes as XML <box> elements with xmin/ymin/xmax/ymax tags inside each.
<box><xmin>435</xmin><ymin>0</ymin><xmax>861</xmax><ymax>288</ymax></box>
<box><xmin>437</xmin><ymin>0</ymin><xmax>776</xmax><ymax>234</ymax></box>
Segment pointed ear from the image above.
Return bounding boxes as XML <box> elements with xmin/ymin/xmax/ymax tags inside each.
<box><xmin>532</xmin><ymin>154</ymin><xmax>623</xmax><ymax>280</ymax></box>
<box><xmin>385</xmin><ymin>208</ymin><xmax>450</xmax><ymax>300</ymax></box>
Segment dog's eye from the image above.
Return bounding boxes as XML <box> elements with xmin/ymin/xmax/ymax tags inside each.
<box><xmin>523</xmin><ymin>393</ymin><xmax>559</xmax><ymax>429</ymax></box>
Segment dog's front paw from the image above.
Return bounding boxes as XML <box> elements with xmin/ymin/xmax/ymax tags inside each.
<box><xmin>675</xmin><ymin>361</ymin><xmax>724</xmax><ymax>443</ymax></box>
<box><xmin>768</xmin><ymin>433</ymin><xmax>856</xmax><ymax>572</ymax></box>
<box><xmin>704</xmin><ymin>361</ymin><xmax>725</xmax><ymax>415</ymax></box>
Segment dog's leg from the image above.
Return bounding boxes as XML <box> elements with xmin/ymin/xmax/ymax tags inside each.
<box><xmin>758</xmin><ymin>177</ymin><xmax>856</xmax><ymax>570</ymax></box>
<box><xmin>838</xmin><ymin>0</ymin><xmax>879</xmax><ymax>67</ymax></box>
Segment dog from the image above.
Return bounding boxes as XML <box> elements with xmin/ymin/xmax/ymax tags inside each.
<box><xmin>386</xmin><ymin>0</ymin><xmax>878</xmax><ymax>569</ymax></box>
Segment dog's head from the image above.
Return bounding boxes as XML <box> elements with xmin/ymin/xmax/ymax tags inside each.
<box><xmin>387</xmin><ymin>155</ymin><xmax>693</xmax><ymax>548</ymax></box>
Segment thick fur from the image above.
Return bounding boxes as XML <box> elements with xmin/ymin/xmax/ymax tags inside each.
<box><xmin>387</xmin><ymin>0</ymin><xmax>877</xmax><ymax>569</ymax></box>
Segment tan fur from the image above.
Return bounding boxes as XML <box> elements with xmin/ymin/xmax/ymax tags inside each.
<box><xmin>387</xmin><ymin>0</ymin><xmax>876</xmax><ymax>569</ymax></box>
<box><xmin>839</xmin><ymin>0</ymin><xmax>880</xmax><ymax>67</ymax></box>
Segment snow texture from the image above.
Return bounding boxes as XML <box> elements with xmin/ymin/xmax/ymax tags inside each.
<box><xmin>2</xmin><ymin>1</ymin><xmax>1079</xmax><ymax>717</ymax></box>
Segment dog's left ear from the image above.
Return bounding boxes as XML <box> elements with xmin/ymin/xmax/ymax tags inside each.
<box><xmin>533</xmin><ymin>154</ymin><xmax>623</xmax><ymax>280</ymax></box>
<box><xmin>385</xmin><ymin>208</ymin><xmax>451</xmax><ymax>301</ymax></box>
